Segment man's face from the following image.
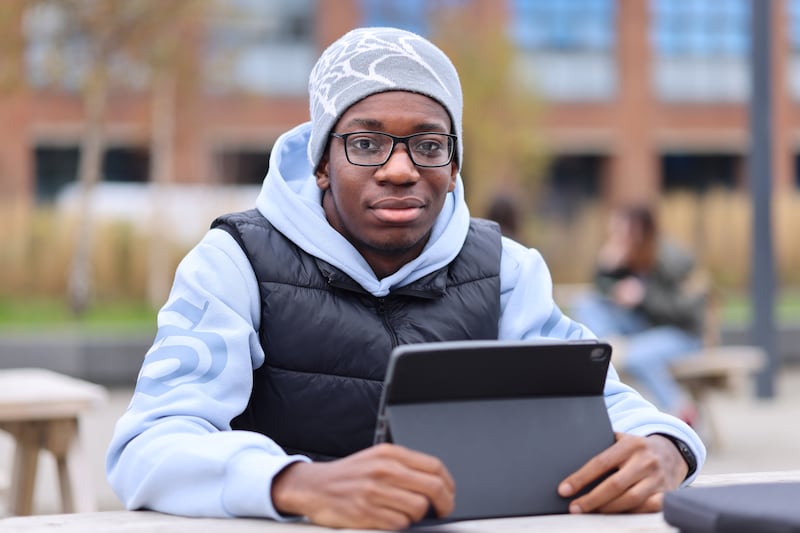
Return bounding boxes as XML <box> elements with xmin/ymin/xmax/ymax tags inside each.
<box><xmin>316</xmin><ymin>91</ymin><xmax>458</xmax><ymax>277</ymax></box>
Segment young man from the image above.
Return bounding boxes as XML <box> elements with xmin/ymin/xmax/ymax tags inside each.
<box><xmin>107</xmin><ymin>27</ymin><xmax>704</xmax><ymax>531</ymax></box>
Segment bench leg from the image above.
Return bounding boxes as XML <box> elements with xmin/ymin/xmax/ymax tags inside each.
<box><xmin>43</xmin><ymin>418</ymin><xmax>96</xmax><ymax>513</ymax></box>
<box><xmin>684</xmin><ymin>384</ymin><xmax>724</xmax><ymax>450</ymax></box>
<box><xmin>1</xmin><ymin>421</ymin><xmax>41</xmax><ymax>516</ymax></box>
<box><xmin>0</xmin><ymin>418</ymin><xmax>97</xmax><ymax>515</ymax></box>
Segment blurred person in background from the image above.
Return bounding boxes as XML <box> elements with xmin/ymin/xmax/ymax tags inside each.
<box><xmin>573</xmin><ymin>205</ymin><xmax>705</xmax><ymax>426</ymax></box>
<box><xmin>106</xmin><ymin>27</ymin><xmax>704</xmax><ymax>530</ymax></box>
<box><xmin>486</xmin><ymin>193</ymin><xmax>524</xmax><ymax>242</ymax></box>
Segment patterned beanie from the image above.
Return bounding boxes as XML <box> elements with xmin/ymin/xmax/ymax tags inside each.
<box><xmin>307</xmin><ymin>26</ymin><xmax>463</xmax><ymax>170</ymax></box>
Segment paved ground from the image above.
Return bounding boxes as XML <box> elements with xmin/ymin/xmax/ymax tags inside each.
<box><xmin>1</xmin><ymin>365</ymin><xmax>799</xmax><ymax>516</ymax></box>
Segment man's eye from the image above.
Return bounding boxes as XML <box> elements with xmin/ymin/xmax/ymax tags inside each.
<box><xmin>349</xmin><ymin>137</ymin><xmax>381</xmax><ymax>151</ymax></box>
<box><xmin>414</xmin><ymin>140</ymin><xmax>443</xmax><ymax>154</ymax></box>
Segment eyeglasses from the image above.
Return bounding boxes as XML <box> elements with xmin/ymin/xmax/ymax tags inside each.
<box><xmin>329</xmin><ymin>131</ymin><xmax>457</xmax><ymax>168</ymax></box>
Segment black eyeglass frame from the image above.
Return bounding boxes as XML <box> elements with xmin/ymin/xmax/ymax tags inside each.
<box><xmin>329</xmin><ymin>131</ymin><xmax>457</xmax><ymax>168</ymax></box>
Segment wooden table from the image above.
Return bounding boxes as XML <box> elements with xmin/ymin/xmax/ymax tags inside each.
<box><xmin>2</xmin><ymin>470</ymin><xmax>799</xmax><ymax>532</ymax></box>
<box><xmin>0</xmin><ymin>368</ymin><xmax>107</xmax><ymax>515</ymax></box>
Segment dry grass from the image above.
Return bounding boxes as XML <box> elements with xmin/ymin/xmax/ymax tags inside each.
<box><xmin>2</xmin><ymin>190</ymin><xmax>799</xmax><ymax>305</ymax></box>
<box><xmin>0</xmin><ymin>201</ymin><xmax>186</xmax><ymax>304</ymax></box>
<box><xmin>528</xmin><ymin>190</ymin><xmax>800</xmax><ymax>289</ymax></box>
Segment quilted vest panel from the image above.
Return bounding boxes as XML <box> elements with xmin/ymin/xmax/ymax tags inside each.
<box><xmin>213</xmin><ymin>209</ymin><xmax>501</xmax><ymax>460</ymax></box>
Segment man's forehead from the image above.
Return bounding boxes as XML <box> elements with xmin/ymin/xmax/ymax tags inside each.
<box><xmin>337</xmin><ymin>92</ymin><xmax>452</xmax><ymax>130</ymax></box>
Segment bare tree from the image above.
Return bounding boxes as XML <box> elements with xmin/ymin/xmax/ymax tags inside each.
<box><xmin>433</xmin><ymin>8</ymin><xmax>546</xmax><ymax>220</ymax></box>
<box><xmin>138</xmin><ymin>2</ymin><xmax>203</xmax><ymax>308</ymax></box>
<box><xmin>23</xmin><ymin>0</ymin><xmax>203</xmax><ymax>314</ymax></box>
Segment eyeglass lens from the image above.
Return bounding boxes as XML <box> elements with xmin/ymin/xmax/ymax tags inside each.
<box><xmin>342</xmin><ymin>132</ymin><xmax>453</xmax><ymax>167</ymax></box>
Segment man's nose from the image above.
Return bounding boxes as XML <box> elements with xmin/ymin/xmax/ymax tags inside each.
<box><xmin>375</xmin><ymin>144</ymin><xmax>420</xmax><ymax>184</ymax></box>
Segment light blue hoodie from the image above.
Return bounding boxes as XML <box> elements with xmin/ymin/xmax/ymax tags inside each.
<box><xmin>106</xmin><ymin>122</ymin><xmax>705</xmax><ymax>519</ymax></box>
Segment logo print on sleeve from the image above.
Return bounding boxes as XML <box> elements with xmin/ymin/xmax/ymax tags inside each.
<box><xmin>135</xmin><ymin>298</ymin><xmax>227</xmax><ymax>397</ymax></box>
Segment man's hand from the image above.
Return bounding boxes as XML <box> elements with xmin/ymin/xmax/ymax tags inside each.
<box><xmin>558</xmin><ymin>433</ymin><xmax>689</xmax><ymax>514</ymax></box>
<box><xmin>271</xmin><ymin>443</ymin><xmax>455</xmax><ymax>530</ymax></box>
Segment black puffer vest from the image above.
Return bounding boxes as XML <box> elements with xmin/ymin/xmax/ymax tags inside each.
<box><xmin>212</xmin><ymin>209</ymin><xmax>501</xmax><ymax>460</ymax></box>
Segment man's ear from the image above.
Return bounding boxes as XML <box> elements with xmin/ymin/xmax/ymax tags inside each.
<box><xmin>316</xmin><ymin>154</ymin><xmax>331</xmax><ymax>190</ymax></box>
<box><xmin>447</xmin><ymin>161</ymin><xmax>458</xmax><ymax>192</ymax></box>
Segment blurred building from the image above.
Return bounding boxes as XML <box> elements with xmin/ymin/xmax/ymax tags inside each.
<box><xmin>1</xmin><ymin>0</ymin><xmax>799</xmax><ymax>212</ymax></box>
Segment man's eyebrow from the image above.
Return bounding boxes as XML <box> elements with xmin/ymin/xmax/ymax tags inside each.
<box><xmin>341</xmin><ymin>118</ymin><xmax>449</xmax><ymax>132</ymax></box>
<box><xmin>342</xmin><ymin>118</ymin><xmax>384</xmax><ymax>130</ymax></box>
<box><xmin>413</xmin><ymin>122</ymin><xmax>449</xmax><ymax>132</ymax></box>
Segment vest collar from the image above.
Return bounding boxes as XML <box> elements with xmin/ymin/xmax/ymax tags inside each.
<box><xmin>315</xmin><ymin>258</ymin><xmax>447</xmax><ymax>299</ymax></box>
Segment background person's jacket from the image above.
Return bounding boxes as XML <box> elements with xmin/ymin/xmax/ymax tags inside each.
<box><xmin>594</xmin><ymin>240</ymin><xmax>705</xmax><ymax>335</ymax></box>
<box><xmin>106</xmin><ymin>122</ymin><xmax>706</xmax><ymax>520</ymax></box>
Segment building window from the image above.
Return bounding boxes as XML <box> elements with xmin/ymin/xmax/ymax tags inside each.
<box><xmin>23</xmin><ymin>3</ymin><xmax>147</xmax><ymax>91</ymax></box>
<box><xmin>23</xmin><ymin>4</ymin><xmax>90</xmax><ymax>91</ymax></box>
<box><xmin>205</xmin><ymin>0</ymin><xmax>315</xmax><ymax>95</ymax></box>
<box><xmin>539</xmin><ymin>154</ymin><xmax>605</xmax><ymax>218</ymax></box>
<box><xmin>215</xmin><ymin>148</ymin><xmax>270</xmax><ymax>185</ymax></box>
<box><xmin>359</xmin><ymin>0</ymin><xmax>430</xmax><ymax>35</ymax></box>
<box><xmin>511</xmin><ymin>0</ymin><xmax>617</xmax><ymax>101</ymax></box>
<box><xmin>34</xmin><ymin>146</ymin><xmax>80</xmax><ymax>203</ymax></box>
<box><xmin>359</xmin><ymin>0</ymin><xmax>468</xmax><ymax>35</ymax></box>
<box><xmin>103</xmin><ymin>147</ymin><xmax>150</xmax><ymax>183</ymax></box>
<box><xmin>660</xmin><ymin>153</ymin><xmax>740</xmax><ymax>193</ymax></box>
<box><xmin>512</xmin><ymin>0</ymin><xmax>616</xmax><ymax>52</ymax></box>
<box><xmin>34</xmin><ymin>145</ymin><xmax>150</xmax><ymax>203</ymax></box>
<box><xmin>651</xmin><ymin>0</ymin><xmax>750</xmax><ymax>102</ymax></box>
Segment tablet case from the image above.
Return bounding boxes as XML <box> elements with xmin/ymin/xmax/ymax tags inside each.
<box><xmin>374</xmin><ymin>339</ymin><xmax>615</xmax><ymax>521</ymax></box>
<box><xmin>663</xmin><ymin>482</ymin><xmax>800</xmax><ymax>533</ymax></box>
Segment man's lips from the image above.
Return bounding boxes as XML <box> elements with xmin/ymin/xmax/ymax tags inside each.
<box><xmin>370</xmin><ymin>197</ymin><xmax>425</xmax><ymax>224</ymax></box>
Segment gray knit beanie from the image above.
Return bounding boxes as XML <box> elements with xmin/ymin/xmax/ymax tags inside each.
<box><xmin>307</xmin><ymin>26</ymin><xmax>463</xmax><ymax>170</ymax></box>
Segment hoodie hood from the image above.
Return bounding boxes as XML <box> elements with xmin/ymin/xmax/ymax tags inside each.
<box><xmin>256</xmin><ymin>122</ymin><xmax>471</xmax><ymax>297</ymax></box>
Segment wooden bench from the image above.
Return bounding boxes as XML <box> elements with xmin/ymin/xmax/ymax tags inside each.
<box><xmin>554</xmin><ymin>283</ymin><xmax>766</xmax><ymax>447</ymax></box>
<box><xmin>0</xmin><ymin>368</ymin><xmax>107</xmax><ymax>516</ymax></box>
<box><xmin>666</xmin><ymin>283</ymin><xmax>766</xmax><ymax>447</ymax></box>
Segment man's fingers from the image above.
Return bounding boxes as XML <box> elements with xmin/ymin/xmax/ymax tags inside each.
<box><xmin>562</xmin><ymin>433</ymin><xmax>674</xmax><ymax>515</ymax></box>
<box><xmin>593</xmin><ymin>476</ymin><xmax>661</xmax><ymax>514</ymax></box>
<box><xmin>370</xmin><ymin>483</ymin><xmax>435</xmax><ymax>523</ymax></box>
<box><xmin>379</xmin><ymin>467</ymin><xmax>454</xmax><ymax>519</ymax></box>
<box><xmin>370</xmin><ymin>508</ymin><xmax>417</xmax><ymax>532</ymax></box>
<box><xmin>385</xmin><ymin>452</ymin><xmax>455</xmax><ymax>517</ymax></box>
<box><xmin>378</xmin><ymin>444</ymin><xmax>456</xmax><ymax>493</ymax></box>
<box><xmin>601</xmin><ymin>491</ymin><xmax>663</xmax><ymax>514</ymax></box>
<box><xmin>365</xmin><ymin>444</ymin><xmax>456</xmax><ymax>518</ymax></box>
<box><xmin>636</xmin><ymin>492</ymin><xmax>665</xmax><ymax>513</ymax></box>
<box><xmin>315</xmin><ymin>503</ymin><xmax>413</xmax><ymax>531</ymax></box>
<box><xmin>274</xmin><ymin>444</ymin><xmax>456</xmax><ymax>528</ymax></box>
<box><xmin>404</xmin><ymin>471</ymin><xmax>454</xmax><ymax>517</ymax></box>
<box><xmin>567</xmin><ymin>466</ymin><xmax>638</xmax><ymax>513</ymax></box>
<box><xmin>559</xmin><ymin>433</ymin><xmax>630</xmax><ymax>498</ymax></box>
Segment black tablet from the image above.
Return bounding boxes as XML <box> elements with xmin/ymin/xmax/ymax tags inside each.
<box><xmin>374</xmin><ymin>339</ymin><xmax>615</xmax><ymax>521</ymax></box>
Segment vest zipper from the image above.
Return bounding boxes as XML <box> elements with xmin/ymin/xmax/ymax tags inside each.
<box><xmin>376</xmin><ymin>297</ymin><xmax>399</xmax><ymax>348</ymax></box>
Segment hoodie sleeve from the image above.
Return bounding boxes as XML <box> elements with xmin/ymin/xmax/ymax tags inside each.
<box><xmin>497</xmin><ymin>237</ymin><xmax>706</xmax><ymax>485</ymax></box>
<box><xmin>105</xmin><ymin>228</ymin><xmax>310</xmax><ymax>519</ymax></box>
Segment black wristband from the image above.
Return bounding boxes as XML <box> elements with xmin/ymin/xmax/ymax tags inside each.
<box><xmin>654</xmin><ymin>433</ymin><xmax>697</xmax><ymax>479</ymax></box>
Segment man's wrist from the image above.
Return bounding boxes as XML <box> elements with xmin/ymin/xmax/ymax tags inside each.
<box><xmin>653</xmin><ymin>433</ymin><xmax>697</xmax><ymax>480</ymax></box>
<box><xmin>271</xmin><ymin>461</ymin><xmax>309</xmax><ymax>517</ymax></box>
